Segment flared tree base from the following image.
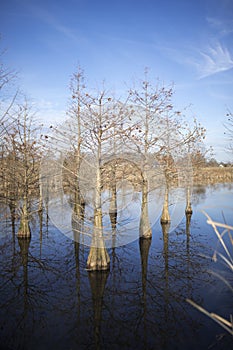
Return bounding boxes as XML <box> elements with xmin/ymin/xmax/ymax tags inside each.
<box><xmin>139</xmin><ymin>225</ymin><xmax>152</xmax><ymax>239</ymax></box>
<box><xmin>185</xmin><ymin>205</ymin><xmax>193</xmax><ymax>215</ymax></box>
<box><xmin>160</xmin><ymin>217</ymin><xmax>171</xmax><ymax>224</ymax></box>
<box><xmin>160</xmin><ymin>209</ymin><xmax>171</xmax><ymax>225</ymax></box>
<box><xmin>87</xmin><ymin>247</ymin><xmax>110</xmax><ymax>271</ymax></box>
<box><xmin>17</xmin><ymin>218</ymin><xmax>31</xmax><ymax>238</ymax></box>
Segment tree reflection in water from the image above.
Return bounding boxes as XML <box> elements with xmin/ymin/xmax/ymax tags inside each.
<box><xmin>88</xmin><ymin>270</ymin><xmax>109</xmax><ymax>350</ymax></box>
<box><xmin>139</xmin><ymin>236</ymin><xmax>152</xmax><ymax>349</ymax></box>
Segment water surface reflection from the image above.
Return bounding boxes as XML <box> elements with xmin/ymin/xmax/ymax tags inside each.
<box><xmin>0</xmin><ymin>184</ymin><xmax>232</xmax><ymax>349</ymax></box>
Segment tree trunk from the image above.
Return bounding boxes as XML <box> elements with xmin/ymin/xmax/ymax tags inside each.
<box><xmin>73</xmin><ymin>184</ymin><xmax>85</xmax><ymax>219</ymax></box>
<box><xmin>87</xmin><ymin>162</ymin><xmax>110</xmax><ymax>271</ymax></box>
<box><xmin>160</xmin><ymin>185</ymin><xmax>170</xmax><ymax>224</ymax></box>
<box><xmin>139</xmin><ymin>177</ymin><xmax>152</xmax><ymax>238</ymax></box>
<box><xmin>109</xmin><ymin>182</ymin><xmax>117</xmax><ymax>217</ymax></box>
<box><xmin>87</xmin><ymin>209</ymin><xmax>110</xmax><ymax>271</ymax></box>
<box><xmin>9</xmin><ymin>200</ymin><xmax>16</xmax><ymax>238</ymax></box>
<box><xmin>17</xmin><ymin>201</ymin><xmax>31</xmax><ymax>238</ymax></box>
<box><xmin>185</xmin><ymin>186</ymin><xmax>192</xmax><ymax>215</ymax></box>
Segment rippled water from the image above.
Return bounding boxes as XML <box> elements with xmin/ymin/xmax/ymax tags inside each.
<box><xmin>0</xmin><ymin>183</ymin><xmax>232</xmax><ymax>349</ymax></box>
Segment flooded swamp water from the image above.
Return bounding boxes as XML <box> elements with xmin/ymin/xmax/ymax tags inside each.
<box><xmin>0</xmin><ymin>183</ymin><xmax>232</xmax><ymax>350</ymax></box>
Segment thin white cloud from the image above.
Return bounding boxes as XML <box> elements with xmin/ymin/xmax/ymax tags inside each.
<box><xmin>206</xmin><ymin>17</ymin><xmax>222</xmax><ymax>28</ymax></box>
<box><xmin>26</xmin><ymin>2</ymin><xmax>85</xmax><ymax>44</ymax></box>
<box><xmin>197</xmin><ymin>41</ymin><xmax>233</xmax><ymax>79</ymax></box>
<box><xmin>206</xmin><ymin>16</ymin><xmax>233</xmax><ymax>37</ymax></box>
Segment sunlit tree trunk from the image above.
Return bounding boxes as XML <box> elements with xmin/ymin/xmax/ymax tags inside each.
<box><xmin>17</xmin><ymin>108</ymin><xmax>31</xmax><ymax>238</ymax></box>
<box><xmin>160</xmin><ymin>184</ymin><xmax>170</xmax><ymax>224</ymax></box>
<box><xmin>73</xmin><ymin>177</ymin><xmax>85</xmax><ymax>219</ymax></box>
<box><xmin>139</xmin><ymin>176</ymin><xmax>152</xmax><ymax>238</ymax></box>
<box><xmin>73</xmin><ymin>125</ymin><xmax>85</xmax><ymax>219</ymax></box>
<box><xmin>38</xmin><ymin>172</ymin><xmax>43</xmax><ymax>214</ymax></box>
<box><xmin>109</xmin><ymin>162</ymin><xmax>117</xmax><ymax>219</ymax></box>
<box><xmin>185</xmin><ymin>186</ymin><xmax>192</xmax><ymax>215</ymax></box>
<box><xmin>109</xmin><ymin>160</ymin><xmax>117</xmax><ymax>246</ymax></box>
<box><xmin>18</xmin><ymin>200</ymin><xmax>31</xmax><ymax>238</ymax></box>
<box><xmin>87</xmin><ymin>102</ymin><xmax>110</xmax><ymax>271</ymax></box>
<box><xmin>87</xmin><ymin>164</ymin><xmax>110</xmax><ymax>270</ymax></box>
<box><xmin>69</xmin><ymin>67</ymin><xmax>86</xmax><ymax>220</ymax></box>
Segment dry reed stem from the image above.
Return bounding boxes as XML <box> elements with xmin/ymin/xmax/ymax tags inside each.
<box><xmin>187</xmin><ymin>211</ymin><xmax>233</xmax><ymax>336</ymax></box>
<box><xmin>186</xmin><ymin>299</ymin><xmax>233</xmax><ymax>336</ymax></box>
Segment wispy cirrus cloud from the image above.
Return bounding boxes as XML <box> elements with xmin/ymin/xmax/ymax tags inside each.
<box><xmin>206</xmin><ymin>16</ymin><xmax>233</xmax><ymax>37</ymax></box>
<box><xmin>159</xmin><ymin>39</ymin><xmax>233</xmax><ymax>80</ymax></box>
<box><xmin>26</xmin><ymin>2</ymin><xmax>85</xmax><ymax>44</ymax></box>
<box><xmin>197</xmin><ymin>41</ymin><xmax>233</xmax><ymax>79</ymax></box>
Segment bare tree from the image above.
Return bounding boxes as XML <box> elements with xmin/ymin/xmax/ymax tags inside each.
<box><xmin>83</xmin><ymin>89</ymin><xmax>131</xmax><ymax>270</ymax></box>
<box><xmin>129</xmin><ymin>70</ymin><xmax>207</xmax><ymax>229</ymax></box>
<box><xmin>0</xmin><ymin>42</ymin><xmax>20</xmax><ymax>232</ymax></box>
<box><xmin>45</xmin><ymin>78</ymin><xmax>134</xmax><ymax>269</ymax></box>
<box><xmin>2</xmin><ymin>100</ymin><xmax>42</xmax><ymax>237</ymax></box>
<box><xmin>67</xmin><ymin>66</ymin><xmax>86</xmax><ymax>218</ymax></box>
<box><xmin>128</xmin><ymin>69</ymin><xmax>175</xmax><ymax>235</ymax></box>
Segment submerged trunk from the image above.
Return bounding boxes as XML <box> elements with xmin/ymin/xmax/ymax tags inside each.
<box><xmin>17</xmin><ymin>201</ymin><xmax>31</xmax><ymax>238</ymax></box>
<box><xmin>160</xmin><ymin>185</ymin><xmax>170</xmax><ymax>224</ymax></box>
<box><xmin>139</xmin><ymin>177</ymin><xmax>152</xmax><ymax>238</ymax></box>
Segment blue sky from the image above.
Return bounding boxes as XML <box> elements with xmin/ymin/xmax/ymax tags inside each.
<box><xmin>1</xmin><ymin>0</ymin><xmax>233</xmax><ymax>161</ymax></box>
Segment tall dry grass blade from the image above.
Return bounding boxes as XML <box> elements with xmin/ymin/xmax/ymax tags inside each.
<box><xmin>187</xmin><ymin>299</ymin><xmax>233</xmax><ymax>336</ymax></box>
<box><xmin>187</xmin><ymin>212</ymin><xmax>233</xmax><ymax>337</ymax></box>
<box><xmin>208</xmin><ymin>270</ymin><xmax>233</xmax><ymax>293</ymax></box>
<box><xmin>211</xmin><ymin>313</ymin><xmax>232</xmax><ymax>328</ymax></box>
<box><xmin>217</xmin><ymin>252</ymin><xmax>233</xmax><ymax>271</ymax></box>
<box><xmin>202</xmin><ymin>211</ymin><xmax>233</xmax><ymax>265</ymax></box>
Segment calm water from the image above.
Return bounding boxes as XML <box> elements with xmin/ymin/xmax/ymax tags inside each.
<box><xmin>0</xmin><ymin>183</ymin><xmax>232</xmax><ymax>350</ymax></box>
